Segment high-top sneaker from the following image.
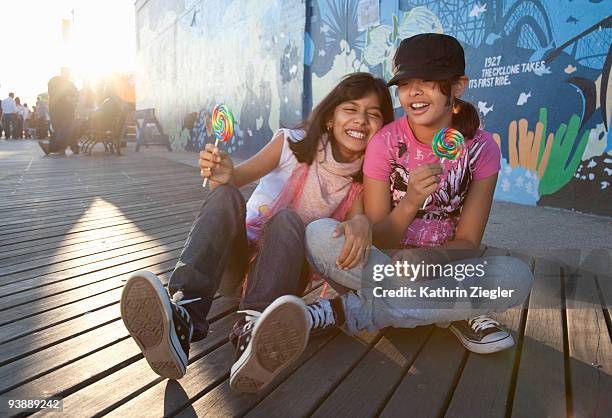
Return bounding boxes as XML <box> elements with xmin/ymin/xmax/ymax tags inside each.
<box><xmin>120</xmin><ymin>271</ymin><xmax>199</xmax><ymax>379</ymax></box>
<box><xmin>306</xmin><ymin>298</ymin><xmax>339</xmax><ymax>336</ymax></box>
<box><xmin>449</xmin><ymin>315</ymin><xmax>514</xmax><ymax>354</ymax></box>
<box><xmin>229</xmin><ymin>295</ymin><xmax>309</xmax><ymax>393</ymax></box>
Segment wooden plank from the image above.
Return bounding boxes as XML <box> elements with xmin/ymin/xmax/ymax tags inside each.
<box><xmin>0</xmin><ymin>297</ymin><xmax>237</xmax><ymax>399</ymax></box>
<box><xmin>0</xmin><ymin>228</ymin><xmax>185</xmax><ymax>283</ymax></box>
<box><xmin>0</xmin><ymin>192</ymin><xmax>197</xmax><ymax>235</ymax></box>
<box><xmin>0</xmin><ymin>240</ymin><xmax>183</xmax><ymax>291</ymax></box>
<box><xmin>565</xmin><ymin>269</ymin><xmax>612</xmax><ymax>418</ymax></box>
<box><xmin>106</xmin><ymin>344</ymin><xmax>235</xmax><ymax>418</ymax></box>
<box><xmin>0</xmin><ymin>268</ymin><xmax>174</xmax><ymax>343</ymax></box>
<box><xmin>0</xmin><ymin>190</ymin><xmax>198</xmax><ymax>233</ymax></box>
<box><xmin>0</xmin><ymin>201</ymin><xmax>197</xmax><ymax>246</ymax></box>
<box><xmin>0</xmin><ymin>251</ymin><xmax>182</xmax><ymax>324</ymax></box>
<box><xmin>379</xmin><ymin>327</ymin><xmax>466</xmax><ymax>418</ymax></box>
<box><xmin>0</xmin><ymin>302</ymin><xmax>120</xmax><ymax>366</ymax></box>
<box><xmin>0</xmin><ymin>214</ymin><xmax>195</xmax><ymax>256</ymax></box>
<box><xmin>0</xmin><ymin>320</ymin><xmax>129</xmax><ymax>394</ymax></box>
<box><xmin>0</xmin><ymin>185</ymin><xmax>199</xmax><ymax>223</ymax></box>
<box><xmin>0</xmin><ymin>220</ymin><xmax>191</xmax><ymax>268</ymax></box>
<box><xmin>0</xmin><ymin>224</ymin><xmax>189</xmax><ymax>278</ymax></box>
<box><xmin>511</xmin><ymin>258</ymin><xmax>566</xmax><ymax>418</ymax></box>
<box><xmin>311</xmin><ymin>326</ymin><xmax>432</xmax><ymax>418</ymax></box>
<box><xmin>244</xmin><ymin>330</ymin><xmax>381</xmax><ymax>417</ymax></box>
<box><xmin>445</xmin><ymin>249</ymin><xmax>531</xmax><ymax>418</ymax></box>
<box><xmin>32</xmin><ymin>313</ymin><xmax>241</xmax><ymax>418</ymax></box>
<box><xmin>177</xmin><ymin>330</ymin><xmax>339</xmax><ymax>418</ymax></box>
<box><xmin>0</xmin><ymin>170</ymin><xmax>201</xmax><ymax>208</ymax></box>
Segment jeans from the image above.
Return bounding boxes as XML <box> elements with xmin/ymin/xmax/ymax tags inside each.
<box><xmin>49</xmin><ymin>107</ymin><xmax>77</xmax><ymax>152</ymax></box>
<box><xmin>305</xmin><ymin>218</ymin><xmax>533</xmax><ymax>335</ymax></box>
<box><xmin>168</xmin><ymin>185</ymin><xmax>309</xmax><ymax>341</ymax></box>
<box><xmin>1</xmin><ymin>113</ymin><xmax>17</xmax><ymax>138</ymax></box>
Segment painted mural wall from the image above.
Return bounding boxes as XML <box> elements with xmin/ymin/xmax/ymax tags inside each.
<box><xmin>136</xmin><ymin>0</ymin><xmax>611</xmax><ymax>216</ymax></box>
<box><xmin>135</xmin><ymin>0</ymin><xmax>305</xmax><ymax>158</ymax></box>
<box><xmin>306</xmin><ymin>0</ymin><xmax>611</xmax><ymax>216</ymax></box>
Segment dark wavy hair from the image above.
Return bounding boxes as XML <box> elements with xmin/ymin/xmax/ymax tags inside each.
<box><xmin>436</xmin><ymin>76</ymin><xmax>480</xmax><ymax>139</ymax></box>
<box><xmin>289</xmin><ymin>72</ymin><xmax>394</xmax><ymax>166</ymax></box>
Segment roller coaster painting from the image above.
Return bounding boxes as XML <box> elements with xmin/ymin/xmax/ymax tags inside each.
<box><xmin>307</xmin><ymin>0</ymin><xmax>611</xmax><ymax>215</ymax></box>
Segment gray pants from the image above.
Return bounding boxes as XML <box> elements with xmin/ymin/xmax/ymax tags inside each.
<box><xmin>305</xmin><ymin>219</ymin><xmax>533</xmax><ymax>335</ymax></box>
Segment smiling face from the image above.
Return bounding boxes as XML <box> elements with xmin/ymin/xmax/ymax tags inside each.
<box><xmin>397</xmin><ymin>77</ymin><xmax>467</xmax><ymax>142</ymax></box>
<box><xmin>328</xmin><ymin>92</ymin><xmax>385</xmax><ymax>162</ymax></box>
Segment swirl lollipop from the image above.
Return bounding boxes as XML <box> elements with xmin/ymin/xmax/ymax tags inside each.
<box><xmin>422</xmin><ymin>128</ymin><xmax>465</xmax><ymax>209</ymax></box>
<box><xmin>432</xmin><ymin>128</ymin><xmax>464</xmax><ymax>161</ymax></box>
<box><xmin>202</xmin><ymin>104</ymin><xmax>235</xmax><ymax>188</ymax></box>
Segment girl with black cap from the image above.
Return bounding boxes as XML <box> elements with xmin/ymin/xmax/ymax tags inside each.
<box><xmin>301</xmin><ymin>33</ymin><xmax>534</xmax><ymax>355</ymax></box>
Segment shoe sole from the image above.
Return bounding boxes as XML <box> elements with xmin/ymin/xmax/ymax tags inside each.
<box><xmin>449</xmin><ymin>325</ymin><xmax>515</xmax><ymax>354</ymax></box>
<box><xmin>229</xmin><ymin>295</ymin><xmax>309</xmax><ymax>393</ymax></box>
<box><xmin>120</xmin><ymin>271</ymin><xmax>187</xmax><ymax>379</ymax></box>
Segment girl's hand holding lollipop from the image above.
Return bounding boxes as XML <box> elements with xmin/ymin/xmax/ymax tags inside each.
<box><xmin>201</xmin><ymin>104</ymin><xmax>235</xmax><ymax>188</ymax></box>
<box><xmin>421</xmin><ymin>128</ymin><xmax>465</xmax><ymax>209</ymax></box>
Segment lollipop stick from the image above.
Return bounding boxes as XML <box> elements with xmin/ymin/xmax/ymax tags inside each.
<box><xmin>202</xmin><ymin>138</ymin><xmax>220</xmax><ymax>188</ymax></box>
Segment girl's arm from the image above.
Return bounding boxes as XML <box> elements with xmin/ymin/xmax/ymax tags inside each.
<box><xmin>230</xmin><ymin>131</ymin><xmax>286</xmax><ymax>187</ymax></box>
<box><xmin>200</xmin><ymin>131</ymin><xmax>285</xmax><ymax>189</ymax></box>
<box><xmin>334</xmin><ymin>192</ymin><xmax>373</xmax><ymax>269</ymax></box>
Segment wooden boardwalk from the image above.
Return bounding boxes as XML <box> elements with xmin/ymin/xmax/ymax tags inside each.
<box><xmin>0</xmin><ymin>140</ymin><xmax>610</xmax><ymax>418</ymax></box>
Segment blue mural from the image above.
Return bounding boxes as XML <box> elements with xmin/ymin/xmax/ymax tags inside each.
<box><xmin>304</xmin><ymin>0</ymin><xmax>611</xmax><ymax>215</ymax></box>
<box><xmin>136</xmin><ymin>0</ymin><xmax>611</xmax><ymax>215</ymax></box>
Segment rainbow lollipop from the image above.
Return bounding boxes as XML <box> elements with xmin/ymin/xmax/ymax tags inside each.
<box><xmin>202</xmin><ymin>104</ymin><xmax>235</xmax><ymax>188</ymax></box>
<box><xmin>432</xmin><ymin>128</ymin><xmax>464</xmax><ymax>161</ymax></box>
<box><xmin>422</xmin><ymin>128</ymin><xmax>465</xmax><ymax>209</ymax></box>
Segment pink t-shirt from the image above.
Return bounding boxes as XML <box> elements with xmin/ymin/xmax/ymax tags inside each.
<box><xmin>364</xmin><ymin>117</ymin><xmax>500</xmax><ymax>248</ymax></box>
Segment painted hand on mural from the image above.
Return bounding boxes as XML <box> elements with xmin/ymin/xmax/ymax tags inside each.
<box><xmin>494</xmin><ymin>107</ymin><xmax>591</xmax><ymax>197</ymax></box>
<box><xmin>538</xmin><ymin>113</ymin><xmax>590</xmax><ymax>196</ymax></box>
<box><xmin>494</xmin><ymin>108</ymin><xmax>554</xmax><ymax>179</ymax></box>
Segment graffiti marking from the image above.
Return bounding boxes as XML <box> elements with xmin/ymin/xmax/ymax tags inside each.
<box><xmin>564</xmin><ymin>64</ymin><xmax>577</xmax><ymax>74</ymax></box>
<box><xmin>533</xmin><ymin>65</ymin><xmax>552</xmax><ymax>76</ymax></box>
<box><xmin>478</xmin><ymin>101</ymin><xmax>494</xmax><ymax>116</ymax></box>
<box><xmin>469</xmin><ymin>3</ymin><xmax>487</xmax><ymax>18</ymax></box>
<box><xmin>517</xmin><ymin>91</ymin><xmax>531</xmax><ymax>106</ymax></box>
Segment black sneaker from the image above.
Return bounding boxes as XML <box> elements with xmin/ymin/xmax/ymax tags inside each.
<box><xmin>449</xmin><ymin>315</ymin><xmax>514</xmax><ymax>354</ymax></box>
<box><xmin>120</xmin><ymin>271</ymin><xmax>198</xmax><ymax>379</ymax></box>
<box><xmin>306</xmin><ymin>299</ymin><xmax>337</xmax><ymax>336</ymax></box>
<box><xmin>229</xmin><ymin>295</ymin><xmax>309</xmax><ymax>393</ymax></box>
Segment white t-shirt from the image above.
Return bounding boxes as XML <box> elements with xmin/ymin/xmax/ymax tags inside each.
<box><xmin>245</xmin><ymin>129</ymin><xmax>303</xmax><ymax>222</ymax></box>
<box><xmin>1</xmin><ymin>97</ymin><xmax>17</xmax><ymax>114</ymax></box>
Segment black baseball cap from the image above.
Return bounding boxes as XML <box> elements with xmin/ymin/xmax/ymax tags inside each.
<box><xmin>387</xmin><ymin>33</ymin><xmax>465</xmax><ymax>87</ymax></box>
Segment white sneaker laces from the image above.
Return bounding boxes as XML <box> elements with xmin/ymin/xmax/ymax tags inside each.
<box><xmin>237</xmin><ymin>309</ymin><xmax>262</xmax><ymax>332</ymax></box>
<box><xmin>308</xmin><ymin>299</ymin><xmax>335</xmax><ymax>329</ymax></box>
<box><xmin>171</xmin><ymin>291</ymin><xmax>201</xmax><ymax>318</ymax></box>
<box><xmin>468</xmin><ymin>315</ymin><xmax>501</xmax><ymax>333</ymax></box>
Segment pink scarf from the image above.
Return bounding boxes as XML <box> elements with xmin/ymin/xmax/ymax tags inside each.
<box><xmin>246</xmin><ymin>135</ymin><xmax>363</xmax><ymax>242</ymax></box>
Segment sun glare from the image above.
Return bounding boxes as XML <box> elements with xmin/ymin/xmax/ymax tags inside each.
<box><xmin>1</xmin><ymin>0</ymin><xmax>135</xmax><ymax>104</ymax></box>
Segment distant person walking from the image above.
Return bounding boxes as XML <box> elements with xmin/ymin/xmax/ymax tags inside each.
<box><xmin>1</xmin><ymin>93</ymin><xmax>18</xmax><ymax>139</ymax></box>
<box><xmin>35</xmin><ymin>97</ymin><xmax>50</xmax><ymax>139</ymax></box>
<box><xmin>40</xmin><ymin>67</ymin><xmax>78</xmax><ymax>155</ymax></box>
<box><xmin>14</xmin><ymin>97</ymin><xmax>26</xmax><ymax>139</ymax></box>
